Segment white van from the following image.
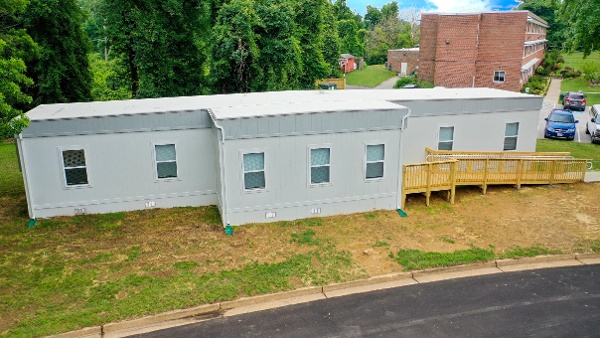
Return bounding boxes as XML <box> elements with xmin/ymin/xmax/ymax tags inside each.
<box><xmin>586</xmin><ymin>104</ymin><xmax>600</xmax><ymax>144</ymax></box>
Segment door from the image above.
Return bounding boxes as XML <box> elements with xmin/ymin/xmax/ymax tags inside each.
<box><xmin>400</xmin><ymin>63</ymin><xmax>408</xmax><ymax>76</ymax></box>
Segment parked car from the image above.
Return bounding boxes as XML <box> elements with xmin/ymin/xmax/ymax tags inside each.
<box><xmin>586</xmin><ymin>104</ymin><xmax>600</xmax><ymax>144</ymax></box>
<box><xmin>562</xmin><ymin>91</ymin><xmax>586</xmax><ymax>111</ymax></box>
<box><xmin>544</xmin><ymin>109</ymin><xmax>579</xmax><ymax>140</ymax></box>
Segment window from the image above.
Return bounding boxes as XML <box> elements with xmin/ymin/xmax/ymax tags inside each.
<box><xmin>243</xmin><ymin>152</ymin><xmax>265</xmax><ymax>190</ymax></box>
<box><xmin>438</xmin><ymin>127</ymin><xmax>454</xmax><ymax>150</ymax></box>
<box><xmin>155</xmin><ymin>144</ymin><xmax>178</xmax><ymax>179</ymax></box>
<box><xmin>493</xmin><ymin>71</ymin><xmax>506</xmax><ymax>83</ymax></box>
<box><xmin>310</xmin><ymin>148</ymin><xmax>330</xmax><ymax>184</ymax></box>
<box><xmin>62</xmin><ymin>149</ymin><xmax>88</xmax><ymax>186</ymax></box>
<box><xmin>504</xmin><ymin>122</ymin><xmax>519</xmax><ymax>150</ymax></box>
<box><xmin>366</xmin><ymin>144</ymin><xmax>385</xmax><ymax>179</ymax></box>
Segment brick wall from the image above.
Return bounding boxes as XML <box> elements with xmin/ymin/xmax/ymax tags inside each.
<box><xmin>418</xmin><ymin>14</ymin><xmax>438</xmax><ymax>83</ymax></box>
<box><xmin>418</xmin><ymin>11</ymin><xmax>547</xmax><ymax>92</ymax></box>
<box><xmin>387</xmin><ymin>50</ymin><xmax>419</xmax><ymax>75</ymax></box>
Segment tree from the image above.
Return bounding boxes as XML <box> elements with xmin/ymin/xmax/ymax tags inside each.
<box><xmin>101</xmin><ymin>0</ymin><xmax>210</xmax><ymax>98</ymax></box>
<box><xmin>0</xmin><ymin>0</ymin><xmax>36</xmax><ymax>139</ymax></box>
<box><xmin>364</xmin><ymin>6</ymin><xmax>382</xmax><ymax>30</ymax></box>
<box><xmin>338</xmin><ymin>19</ymin><xmax>363</xmax><ymax>57</ymax></box>
<box><xmin>211</xmin><ymin>0</ymin><xmax>261</xmax><ymax>93</ymax></box>
<box><xmin>560</xmin><ymin>0</ymin><xmax>600</xmax><ymax>56</ymax></box>
<box><xmin>23</xmin><ymin>0</ymin><xmax>93</xmax><ymax>106</ymax></box>
<box><xmin>517</xmin><ymin>0</ymin><xmax>565</xmax><ymax>49</ymax></box>
<box><xmin>380</xmin><ymin>1</ymin><xmax>399</xmax><ymax>21</ymax></box>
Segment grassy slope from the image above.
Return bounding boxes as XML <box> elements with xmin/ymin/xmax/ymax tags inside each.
<box><xmin>345</xmin><ymin>64</ymin><xmax>396</xmax><ymax>87</ymax></box>
<box><xmin>536</xmin><ymin>139</ymin><xmax>600</xmax><ymax>171</ymax></box>
<box><xmin>561</xmin><ymin>52</ymin><xmax>600</xmax><ymax>105</ymax></box>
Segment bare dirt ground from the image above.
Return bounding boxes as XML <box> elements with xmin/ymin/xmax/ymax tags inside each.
<box><xmin>210</xmin><ymin>182</ymin><xmax>600</xmax><ymax>276</ymax></box>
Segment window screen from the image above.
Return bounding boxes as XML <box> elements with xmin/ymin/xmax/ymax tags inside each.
<box><xmin>155</xmin><ymin>144</ymin><xmax>177</xmax><ymax>179</ymax></box>
<box><xmin>438</xmin><ymin>127</ymin><xmax>454</xmax><ymax>151</ymax></box>
<box><xmin>310</xmin><ymin>148</ymin><xmax>330</xmax><ymax>184</ymax></box>
<box><xmin>504</xmin><ymin>122</ymin><xmax>519</xmax><ymax>150</ymax></box>
<box><xmin>243</xmin><ymin>152</ymin><xmax>265</xmax><ymax>190</ymax></box>
<box><xmin>62</xmin><ymin>149</ymin><xmax>88</xmax><ymax>186</ymax></box>
<box><xmin>366</xmin><ymin>144</ymin><xmax>384</xmax><ymax>179</ymax></box>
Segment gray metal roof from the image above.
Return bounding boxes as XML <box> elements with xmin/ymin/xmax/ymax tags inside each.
<box><xmin>26</xmin><ymin>88</ymin><xmax>538</xmax><ymax>121</ymax></box>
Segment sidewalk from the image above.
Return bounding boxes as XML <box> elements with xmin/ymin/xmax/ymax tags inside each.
<box><xmin>375</xmin><ymin>75</ymin><xmax>399</xmax><ymax>89</ymax></box>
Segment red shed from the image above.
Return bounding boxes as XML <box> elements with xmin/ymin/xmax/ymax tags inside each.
<box><xmin>339</xmin><ymin>54</ymin><xmax>356</xmax><ymax>74</ymax></box>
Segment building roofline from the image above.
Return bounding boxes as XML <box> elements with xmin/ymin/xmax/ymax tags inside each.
<box><xmin>422</xmin><ymin>10</ymin><xmax>547</xmax><ymax>25</ymax></box>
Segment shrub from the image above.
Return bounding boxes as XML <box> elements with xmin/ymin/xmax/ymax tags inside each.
<box><xmin>536</xmin><ymin>66</ymin><xmax>550</xmax><ymax>76</ymax></box>
<box><xmin>394</xmin><ymin>76</ymin><xmax>416</xmax><ymax>88</ymax></box>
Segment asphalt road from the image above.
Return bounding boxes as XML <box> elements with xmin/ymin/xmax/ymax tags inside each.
<box><xmin>133</xmin><ymin>265</ymin><xmax>600</xmax><ymax>338</ymax></box>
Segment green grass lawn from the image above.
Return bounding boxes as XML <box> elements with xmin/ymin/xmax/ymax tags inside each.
<box><xmin>536</xmin><ymin>139</ymin><xmax>600</xmax><ymax>170</ymax></box>
<box><xmin>561</xmin><ymin>51</ymin><xmax>600</xmax><ymax>71</ymax></box>
<box><xmin>560</xmin><ymin>52</ymin><xmax>600</xmax><ymax>105</ymax></box>
<box><xmin>345</xmin><ymin>64</ymin><xmax>396</xmax><ymax>87</ymax></box>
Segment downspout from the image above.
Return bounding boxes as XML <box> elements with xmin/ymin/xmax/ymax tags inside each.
<box><xmin>17</xmin><ymin>133</ymin><xmax>35</xmax><ymax>220</ymax></box>
<box><xmin>396</xmin><ymin>108</ymin><xmax>412</xmax><ymax>210</ymax></box>
<box><xmin>207</xmin><ymin>108</ymin><xmax>228</xmax><ymax>227</ymax></box>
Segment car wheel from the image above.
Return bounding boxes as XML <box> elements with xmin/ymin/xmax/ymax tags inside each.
<box><xmin>586</xmin><ymin>127</ymin><xmax>590</xmax><ymax>134</ymax></box>
<box><xmin>544</xmin><ymin>132</ymin><xmax>549</xmax><ymax>139</ymax></box>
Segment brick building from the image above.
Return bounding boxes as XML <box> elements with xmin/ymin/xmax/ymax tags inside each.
<box><xmin>387</xmin><ymin>48</ymin><xmax>419</xmax><ymax>76</ymax></box>
<box><xmin>418</xmin><ymin>11</ymin><xmax>547</xmax><ymax>92</ymax></box>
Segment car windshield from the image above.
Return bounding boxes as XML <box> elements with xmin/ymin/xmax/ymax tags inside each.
<box><xmin>549</xmin><ymin>113</ymin><xmax>575</xmax><ymax>123</ymax></box>
<box><xmin>569</xmin><ymin>94</ymin><xmax>584</xmax><ymax>100</ymax></box>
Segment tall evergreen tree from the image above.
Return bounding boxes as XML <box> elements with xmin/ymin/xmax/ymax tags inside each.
<box><xmin>23</xmin><ymin>0</ymin><xmax>93</xmax><ymax>105</ymax></box>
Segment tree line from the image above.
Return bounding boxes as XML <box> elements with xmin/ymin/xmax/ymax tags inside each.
<box><xmin>0</xmin><ymin>0</ymin><xmax>597</xmax><ymax>139</ymax></box>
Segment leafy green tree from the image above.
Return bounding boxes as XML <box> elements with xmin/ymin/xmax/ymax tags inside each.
<box><xmin>101</xmin><ymin>0</ymin><xmax>210</xmax><ymax>98</ymax></box>
<box><xmin>321</xmin><ymin>2</ymin><xmax>341</xmax><ymax>77</ymax></box>
<box><xmin>0</xmin><ymin>0</ymin><xmax>36</xmax><ymax>139</ymax></box>
<box><xmin>366</xmin><ymin>17</ymin><xmax>410</xmax><ymax>64</ymax></box>
<box><xmin>364</xmin><ymin>6</ymin><xmax>382</xmax><ymax>30</ymax></box>
<box><xmin>381</xmin><ymin>1</ymin><xmax>399</xmax><ymax>21</ymax></box>
<box><xmin>23</xmin><ymin>0</ymin><xmax>93</xmax><ymax>105</ymax></box>
<box><xmin>338</xmin><ymin>19</ymin><xmax>363</xmax><ymax>57</ymax></box>
<box><xmin>211</xmin><ymin>0</ymin><xmax>261</xmax><ymax>93</ymax></box>
<box><xmin>292</xmin><ymin>0</ymin><xmax>330</xmax><ymax>88</ymax></box>
<box><xmin>560</xmin><ymin>0</ymin><xmax>600</xmax><ymax>56</ymax></box>
<box><xmin>88</xmin><ymin>53</ymin><xmax>130</xmax><ymax>101</ymax></box>
<box><xmin>517</xmin><ymin>0</ymin><xmax>565</xmax><ymax>48</ymax></box>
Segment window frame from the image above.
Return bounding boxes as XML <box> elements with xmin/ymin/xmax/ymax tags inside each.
<box><xmin>59</xmin><ymin>146</ymin><xmax>91</xmax><ymax>189</ymax></box>
<box><xmin>364</xmin><ymin>142</ymin><xmax>386</xmax><ymax>182</ymax></box>
<box><xmin>308</xmin><ymin>145</ymin><xmax>332</xmax><ymax>187</ymax></box>
<box><xmin>493</xmin><ymin>70</ymin><xmax>506</xmax><ymax>83</ymax></box>
<box><xmin>153</xmin><ymin>142</ymin><xmax>179</xmax><ymax>181</ymax></box>
<box><xmin>503</xmin><ymin>122</ymin><xmax>519</xmax><ymax>151</ymax></box>
<box><xmin>241</xmin><ymin>149</ymin><xmax>267</xmax><ymax>193</ymax></box>
<box><xmin>437</xmin><ymin>126</ymin><xmax>455</xmax><ymax>151</ymax></box>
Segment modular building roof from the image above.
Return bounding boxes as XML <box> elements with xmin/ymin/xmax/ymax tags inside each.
<box><xmin>26</xmin><ymin>88</ymin><xmax>538</xmax><ymax>121</ymax></box>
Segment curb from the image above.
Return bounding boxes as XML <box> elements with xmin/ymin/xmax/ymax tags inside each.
<box><xmin>51</xmin><ymin>253</ymin><xmax>600</xmax><ymax>338</ymax></box>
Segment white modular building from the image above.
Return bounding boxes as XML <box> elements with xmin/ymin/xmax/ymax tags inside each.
<box><xmin>16</xmin><ymin>88</ymin><xmax>542</xmax><ymax>225</ymax></box>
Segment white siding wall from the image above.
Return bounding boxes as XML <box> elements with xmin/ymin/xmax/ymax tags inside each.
<box><xmin>402</xmin><ymin>110</ymin><xmax>539</xmax><ymax>164</ymax></box>
<box><xmin>221</xmin><ymin>130</ymin><xmax>402</xmax><ymax>225</ymax></box>
<box><xmin>22</xmin><ymin>129</ymin><xmax>218</xmax><ymax>218</ymax></box>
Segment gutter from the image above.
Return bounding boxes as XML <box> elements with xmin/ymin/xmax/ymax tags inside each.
<box><xmin>206</xmin><ymin>108</ymin><xmax>228</xmax><ymax>227</ymax></box>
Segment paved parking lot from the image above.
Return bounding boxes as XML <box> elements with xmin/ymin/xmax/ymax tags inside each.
<box><xmin>537</xmin><ymin>79</ymin><xmax>592</xmax><ymax>143</ymax></box>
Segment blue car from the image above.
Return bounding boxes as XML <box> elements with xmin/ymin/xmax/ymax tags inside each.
<box><xmin>544</xmin><ymin>109</ymin><xmax>579</xmax><ymax>140</ymax></box>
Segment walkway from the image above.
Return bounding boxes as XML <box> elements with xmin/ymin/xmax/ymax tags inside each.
<box><xmin>375</xmin><ymin>75</ymin><xmax>400</xmax><ymax>89</ymax></box>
